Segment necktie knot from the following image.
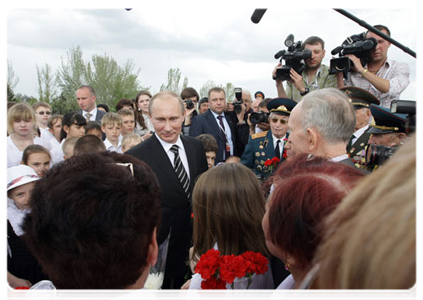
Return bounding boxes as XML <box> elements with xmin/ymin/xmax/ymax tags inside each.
<box><xmin>170</xmin><ymin>144</ymin><xmax>179</xmax><ymax>154</ymax></box>
<box><xmin>85</xmin><ymin>112</ymin><xmax>92</xmax><ymax>122</ymax></box>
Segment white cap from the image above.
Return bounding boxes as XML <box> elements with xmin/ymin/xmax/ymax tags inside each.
<box><xmin>7</xmin><ymin>165</ymin><xmax>39</xmax><ymax>192</ymax></box>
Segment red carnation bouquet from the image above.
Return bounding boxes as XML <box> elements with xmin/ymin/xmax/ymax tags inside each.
<box><xmin>5</xmin><ymin>286</ymin><xmax>29</xmax><ymax>300</ymax></box>
<box><xmin>264</xmin><ymin>157</ymin><xmax>280</xmax><ymax>172</ymax></box>
<box><xmin>194</xmin><ymin>249</ymin><xmax>269</xmax><ymax>289</ymax></box>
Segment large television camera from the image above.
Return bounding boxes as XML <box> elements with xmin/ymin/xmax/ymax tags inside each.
<box><xmin>273</xmin><ymin>34</ymin><xmax>311</xmax><ymax>82</ymax></box>
<box><xmin>330</xmin><ymin>32</ymin><xmax>377</xmax><ymax>77</ymax></box>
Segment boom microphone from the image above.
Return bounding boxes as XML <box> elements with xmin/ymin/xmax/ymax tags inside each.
<box><xmin>251</xmin><ymin>9</ymin><xmax>267</xmax><ymax>24</ymax></box>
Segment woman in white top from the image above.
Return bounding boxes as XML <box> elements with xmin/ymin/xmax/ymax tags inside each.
<box><xmin>7</xmin><ymin>103</ymin><xmax>52</xmax><ymax>168</ymax></box>
<box><xmin>134</xmin><ymin>90</ymin><xmax>153</xmax><ymax>140</ymax></box>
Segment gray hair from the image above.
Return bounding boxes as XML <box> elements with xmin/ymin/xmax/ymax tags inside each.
<box><xmin>300</xmin><ymin>88</ymin><xmax>356</xmax><ymax>144</ymax></box>
<box><xmin>148</xmin><ymin>90</ymin><xmax>186</xmax><ymax>116</ymax></box>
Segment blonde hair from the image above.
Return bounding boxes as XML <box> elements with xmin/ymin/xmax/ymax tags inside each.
<box><xmin>311</xmin><ymin>135</ymin><xmax>416</xmax><ymax>289</ymax></box>
<box><xmin>122</xmin><ymin>133</ymin><xmax>143</xmax><ymax>151</ymax></box>
<box><xmin>7</xmin><ymin>102</ymin><xmax>36</xmax><ymax>135</ymax></box>
<box><xmin>101</xmin><ymin>112</ymin><xmax>123</xmax><ymax>127</ymax></box>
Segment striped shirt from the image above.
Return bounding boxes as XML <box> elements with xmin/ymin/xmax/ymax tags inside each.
<box><xmin>345</xmin><ymin>59</ymin><xmax>410</xmax><ymax>108</ymax></box>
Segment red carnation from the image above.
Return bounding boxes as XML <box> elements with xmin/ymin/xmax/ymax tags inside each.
<box><xmin>5</xmin><ymin>286</ymin><xmax>29</xmax><ymax>300</ymax></box>
<box><xmin>195</xmin><ymin>249</ymin><xmax>221</xmax><ymax>280</ymax></box>
<box><xmin>264</xmin><ymin>159</ymin><xmax>272</xmax><ymax>167</ymax></box>
<box><xmin>241</xmin><ymin>251</ymin><xmax>269</xmax><ymax>275</ymax></box>
<box><xmin>201</xmin><ymin>276</ymin><xmax>226</xmax><ymax>289</ymax></box>
<box><xmin>219</xmin><ymin>254</ymin><xmax>248</xmax><ymax>284</ymax></box>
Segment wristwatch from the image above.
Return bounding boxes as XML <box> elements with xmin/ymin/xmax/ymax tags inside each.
<box><xmin>300</xmin><ymin>87</ymin><xmax>309</xmax><ymax>96</ymax></box>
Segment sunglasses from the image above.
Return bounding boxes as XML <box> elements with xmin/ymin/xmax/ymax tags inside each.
<box><xmin>37</xmin><ymin>111</ymin><xmax>52</xmax><ymax>115</ymax></box>
<box><xmin>270</xmin><ymin>118</ymin><xmax>288</xmax><ymax>125</ymax></box>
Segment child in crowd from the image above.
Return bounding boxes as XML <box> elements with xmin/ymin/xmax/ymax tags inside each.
<box><xmin>21</xmin><ymin>145</ymin><xmax>51</xmax><ymax>178</ymax></box>
<box><xmin>7</xmin><ymin>103</ymin><xmax>52</xmax><ymax>168</ymax></box>
<box><xmin>195</xmin><ymin>134</ymin><xmax>218</xmax><ymax>169</ymax></box>
<box><xmin>73</xmin><ymin>134</ymin><xmax>106</xmax><ymax>156</ymax></box>
<box><xmin>101</xmin><ymin>112</ymin><xmax>123</xmax><ymax>153</ymax></box>
<box><xmin>62</xmin><ymin>137</ymin><xmax>79</xmax><ymax>160</ymax></box>
<box><xmin>122</xmin><ymin>133</ymin><xmax>143</xmax><ymax>153</ymax></box>
<box><xmin>46</xmin><ymin>114</ymin><xmax>63</xmax><ymax>147</ymax></box>
<box><xmin>85</xmin><ymin>121</ymin><xmax>103</xmax><ymax>140</ymax></box>
<box><xmin>32</xmin><ymin>102</ymin><xmax>52</xmax><ymax>140</ymax></box>
<box><xmin>50</xmin><ymin>112</ymin><xmax>86</xmax><ymax>165</ymax></box>
<box><xmin>117</xmin><ymin>108</ymin><xmax>136</xmax><ymax>136</ymax></box>
<box><xmin>185</xmin><ymin>163</ymin><xmax>274</xmax><ymax>289</ymax></box>
<box><xmin>7</xmin><ymin>165</ymin><xmax>48</xmax><ymax>287</ymax></box>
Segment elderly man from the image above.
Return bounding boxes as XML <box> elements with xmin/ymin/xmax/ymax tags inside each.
<box><xmin>286</xmin><ymin>88</ymin><xmax>357</xmax><ymax>167</ymax></box>
<box><xmin>241</xmin><ymin>98</ymin><xmax>296</xmax><ymax>181</ymax></box>
<box><xmin>340</xmin><ymin>87</ymin><xmax>380</xmax><ymax>166</ymax></box>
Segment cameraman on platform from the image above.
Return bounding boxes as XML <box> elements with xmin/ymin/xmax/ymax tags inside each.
<box><xmin>274</xmin><ymin>36</ymin><xmax>337</xmax><ymax>102</ymax></box>
<box><xmin>337</xmin><ymin>25</ymin><xmax>410</xmax><ymax>109</ymax></box>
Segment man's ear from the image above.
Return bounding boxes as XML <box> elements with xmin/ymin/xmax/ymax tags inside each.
<box><xmin>306</xmin><ymin>127</ymin><xmax>319</xmax><ymax>152</ymax></box>
<box><xmin>398</xmin><ymin>133</ymin><xmax>407</xmax><ymax>144</ymax></box>
<box><xmin>147</xmin><ymin>227</ymin><xmax>158</xmax><ymax>267</ymax></box>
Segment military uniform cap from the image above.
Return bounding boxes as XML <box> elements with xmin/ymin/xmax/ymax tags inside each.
<box><xmin>340</xmin><ymin>87</ymin><xmax>380</xmax><ymax>109</ymax></box>
<box><xmin>255</xmin><ymin>91</ymin><xmax>265</xmax><ymax>99</ymax></box>
<box><xmin>368</xmin><ymin>104</ymin><xmax>407</xmax><ymax>134</ymax></box>
<box><xmin>267</xmin><ymin>98</ymin><xmax>297</xmax><ymax>116</ymax></box>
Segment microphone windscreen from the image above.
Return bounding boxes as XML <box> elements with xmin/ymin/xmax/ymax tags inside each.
<box><xmin>251</xmin><ymin>9</ymin><xmax>267</xmax><ymax>24</ymax></box>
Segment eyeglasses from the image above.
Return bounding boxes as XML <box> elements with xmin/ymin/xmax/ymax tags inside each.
<box><xmin>270</xmin><ymin>118</ymin><xmax>288</xmax><ymax>125</ymax></box>
<box><xmin>36</xmin><ymin>111</ymin><xmax>52</xmax><ymax>115</ymax></box>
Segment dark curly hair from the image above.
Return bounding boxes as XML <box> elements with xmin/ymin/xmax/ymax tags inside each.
<box><xmin>22</xmin><ymin>152</ymin><xmax>161</xmax><ymax>289</ymax></box>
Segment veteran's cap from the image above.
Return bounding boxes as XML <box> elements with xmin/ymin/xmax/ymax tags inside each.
<box><xmin>368</xmin><ymin>104</ymin><xmax>407</xmax><ymax>134</ymax></box>
<box><xmin>340</xmin><ymin>87</ymin><xmax>380</xmax><ymax>109</ymax></box>
<box><xmin>267</xmin><ymin>98</ymin><xmax>297</xmax><ymax>116</ymax></box>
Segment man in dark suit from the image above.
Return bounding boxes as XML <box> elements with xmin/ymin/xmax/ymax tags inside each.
<box><xmin>126</xmin><ymin>91</ymin><xmax>208</xmax><ymax>289</ymax></box>
<box><xmin>241</xmin><ymin>98</ymin><xmax>296</xmax><ymax>181</ymax></box>
<box><xmin>286</xmin><ymin>88</ymin><xmax>361</xmax><ymax>168</ymax></box>
<box><xmin>189</xmin><ymin>87</ymin><xmax>248</xmax><ymax>164</ymax></box>
<box><xmin>76</xmin><ymin>85</ymin><xmax>106</xmax><ymax>123</ymax></box>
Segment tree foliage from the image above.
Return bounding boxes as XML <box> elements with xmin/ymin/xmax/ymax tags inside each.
<box><xmin>36</xmin><ymin>63</ymin><xmax>58</xmax><ymax>104</ymax></box>
<box><xmin>160</xmin><ymin>68</ymin><xmax>188</xmax><ymax>95</ymax></box>
<box><xmin>199</xmin><ymin>80</ymin><xmax>235</xmax><ymax>101</ymax></box>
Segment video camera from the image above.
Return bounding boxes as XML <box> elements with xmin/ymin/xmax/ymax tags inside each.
<box><xmin>233</xmin><ymin>87</ymin><xmax>243</xmax><ymax>114</ymax></box>
<box><xmin>391</xmin><ymin>100</ymin><xmax>416</xmax><ymax>134</ymax></box>
<box><xmin>273</xmin><ymin>34</ymin><xmax>311</xmax><ymax>82</ymax></box>
<box><xmin>330</xmin><ymin>32</ymin><xmax>377</xmax><ymax>77</ymax></box>
<box><xmin>250</xmin><ymin>111</ymin><xmax>270</xmax><ymax>125</ymax></box>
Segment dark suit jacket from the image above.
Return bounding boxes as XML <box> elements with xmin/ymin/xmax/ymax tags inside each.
<box><xmin>126</xmin><ymin>134</ymin><xmax>208</xmax><ymax>285</ymax></box>
<box><xmin>189</xmin><ymin>110</ymin><xmax>246</xmax><ymax>164</ymax></box>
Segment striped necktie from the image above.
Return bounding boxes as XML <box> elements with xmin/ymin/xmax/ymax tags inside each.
<box><xmin>170</xmin><ymin>145</ymin><xmax>190</xmax><ymax>199</ymax></box>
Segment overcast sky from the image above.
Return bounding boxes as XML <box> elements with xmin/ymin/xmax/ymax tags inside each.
<box><xmin>6</xmin><ymin>3</ymin><xmax>417</xmax><ymax>103</ymax></box>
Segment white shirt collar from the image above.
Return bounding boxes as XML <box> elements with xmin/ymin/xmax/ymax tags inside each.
<box><xmin>272</xmin><ymin>133</ymin><xmax>287</xmax><ymax>147</ymax></box>
<box><xmin>155</xmin><ymin>133</ymin><xmax>184</xmax><ymax>153</ymax></box>
<box><xmin>330</xmin><ymin>153</ymin><xmax>349</xmax><ymax>162</ymax></box>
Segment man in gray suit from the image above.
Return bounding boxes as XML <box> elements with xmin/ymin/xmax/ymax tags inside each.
<box><xmin>76</xmin><ymin>85</ymin><xmax>106</xmax><ymax>123</ymax></box>
<box><xmin>286</xmin><ymin>88</ymin><xmax>358</xmax><ymax>168</ymax></box>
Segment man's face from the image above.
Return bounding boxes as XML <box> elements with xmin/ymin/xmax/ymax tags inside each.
<box><xmin>150</xmin><ymin>95</ymin><xmax>184</xmax><ymax>144</ymax></box>
<box><xmin>121</xmin><ymin>115</ymin><xmax>135</xmax><ymax>136</ymax></box>
<box><xmin>269</xmin><ymin>113</ymin><xmax>289</xmax><ymax>139</ymax></box>
<box><xmin>366</xmin><ymin>30</ymin><xmax>391</xmax><ymax>63</ymax></box>
<box><xmin>355</xmin><ymin>108</ymin><xmax>371</xmax><ymax>131</ymax></box>
<box><xmin>304</xmin><ymin>43</ymin><xmax>325</xmax><ymax>70</ymax></box>
<box><xmin>368</xmin><ymin>133</ymin><xmax>401</xmax><ymax>147</ymax></box>
<box><xmin>242</xmin><ymin>92</ymin><xmax>252</xmax><ymax>112</ymax></box>
<box><xmin>286</xmin><ymin>103</ymin><xmax>309</xmax><ymax>158</ymax></box>
<box><xmin>76</xmin><ymin>87</ymin><xmax>96</xmax><ymax>112</ymax></box>
<box><xmin>199</xmin><ymin>102</ymin><xmax>209</xmax><ymax>114</ymax></box>
<box><xmin>208</xmin><ymin>91</ymin><xmax>226</xmax><ymax>114</ymax></box>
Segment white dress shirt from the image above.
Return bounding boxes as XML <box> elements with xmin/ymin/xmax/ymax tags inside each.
<box><xmin>156</xmin><ymin>134</ymin><xmax>190</xmax><ymax>180</ymax></box>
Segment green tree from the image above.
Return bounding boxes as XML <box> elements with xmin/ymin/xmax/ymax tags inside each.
<box><xmin>160</xmin><ymin>68</ymin><xmax>188</xmax><ymax>95</ymax></box>
<box><xmin>7</xmin><ymin>60</ymin><xmax>19</xmax><ymax>102</ymax></box>
<box><xmin>199</xmin><ymin>80</ymin><xmax>235</xmax><ymax>101</ymax></box>
<box><xmin>36</xmin><ymin>63</ymin><xmax>58</xmax><ymax>104</ymax></box>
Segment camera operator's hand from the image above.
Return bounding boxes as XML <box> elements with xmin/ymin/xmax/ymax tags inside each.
<box><xmin>345</xmin><ymin>54</ymin><xmax>365</xmax><ymax>74</ymax></box>
<box><xmin>290</xmin><ymin>69</ymin><xmax>307</xmax><ymax>94</ymax></box>
<box><xmin>226</xmin><ymin>102</ymin><xmax>234</xmax><ymax>112</ymax></box>
<box><xmin>236</xmin><ymin>102</ymin><xmax>246</xmax><ymax>123</ymax></box>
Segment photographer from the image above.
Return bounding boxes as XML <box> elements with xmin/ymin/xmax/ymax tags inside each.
<box><xmin>274</xmin><ymin>36</ymin><xmax>336</xmax><ymax>102</ymax></box>
<box><xmin>181</xmin><ymin>87</ymin><xmax>200</xmax><ymax>135</ymax></box>
<box><xmin>337</xmin><ymin>25</ymin><xmax>410</xmax><ymax>109</ymax></box>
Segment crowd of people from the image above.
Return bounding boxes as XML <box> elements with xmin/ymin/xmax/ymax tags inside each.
<box><xmin>6</xmin><ymin>25</ymin><xmax>415</xmax><ymax>291</ymax></box>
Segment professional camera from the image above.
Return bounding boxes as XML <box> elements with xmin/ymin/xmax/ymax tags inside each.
<box><xmin>250</xmin><ymin>111</ymin><xmax>270</xmax><ymax>125</ymax></box>
<box><xmin>233</xmin><ymin>87</ymin><xmax>243</xmax><ymax>114</ymax></box>
<box><xmin>330</xmin><ymin>32</ymin><xmax>377</xmax><ymax>76</ymax></box>
<box><xmin>273</xmin><ymin>34</ymin><xmax>312</xmax><ymax>82</ymax></box>
<box><xmin>365</xmin><ymin>143</ymin><xmax>398</xmax><ymax>168</ymax></box>
<box><xmin>391</xmin><ymin>100</ymin><xmax>416</xmax><ymax>134</ymax></box>
<box><xmin>185</xmin><ymin>99</ymin><xmax>194</xmax><ymax>109</ymax></box>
